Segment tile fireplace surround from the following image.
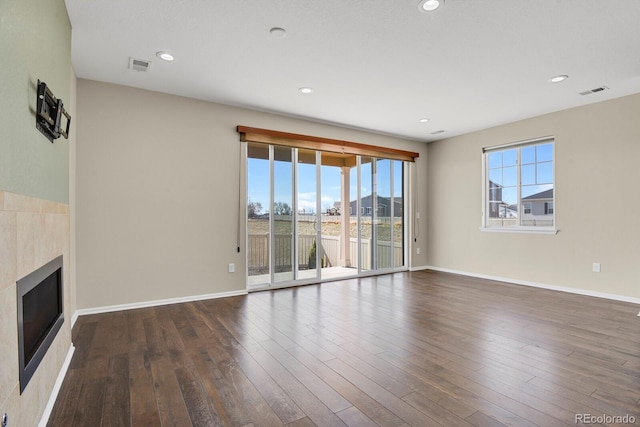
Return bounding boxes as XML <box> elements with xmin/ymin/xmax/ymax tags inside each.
<box><xmin>0</xmin><ymin>191</ymin><xmax>71</xmax><ymax>427</ymax></box>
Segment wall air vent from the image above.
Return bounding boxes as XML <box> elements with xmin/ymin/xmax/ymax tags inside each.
<box><xmin>579</xmin><ymin>86</ymin><xmax>608</xmax><ymax>96</ymax></box>
<box><xmin>129</xmin><ymin>57</ymin><xmax>151</xmax><ymax>72</ymax></box>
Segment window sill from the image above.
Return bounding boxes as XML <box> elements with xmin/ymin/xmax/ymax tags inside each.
<box><xmin>480</xmin><ymin>227</ymin><xmax>558</xmax><ymax>235</ymax></box>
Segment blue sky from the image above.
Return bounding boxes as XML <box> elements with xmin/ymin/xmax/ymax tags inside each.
<box><xmin>248</xmin><ymin>157</ymin><xmax>402</xmax><ymax>214</ymax></box>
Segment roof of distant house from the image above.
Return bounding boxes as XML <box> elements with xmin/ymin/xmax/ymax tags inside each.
<box><xmin>523</xmin><ymin>189</ymin><xmax>554</xmax><ymax>200</ymax></box>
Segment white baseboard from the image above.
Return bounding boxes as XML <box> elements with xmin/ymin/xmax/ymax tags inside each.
<box><xmin>74</xmin><ymin>289</ymin><xmax>248</xmax><ymax>318</ymax></box>
<box><xmin>409</xmin><ymin>265</ymin><xmax>430</xmax><ymax>272</ymax></box>
<box><xmin>423</xmin><ymin>265</ymin><xmax>640</xmax><ymax>305</ymax></box>
<box><xmin>39</xmin><ymin>345</ymin><xmax>75</xmax><ymax>427</ymax></box>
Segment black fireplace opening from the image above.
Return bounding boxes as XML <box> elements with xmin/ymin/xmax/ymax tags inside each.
<box><xmin>17</xmin><ymin>255</ymin><xmax>64</xmax><ymax>394</ymax></box>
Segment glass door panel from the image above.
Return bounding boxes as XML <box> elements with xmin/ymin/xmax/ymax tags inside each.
<box><xmin>393</xmin><ymin>160</ymin><xmax>404</xmax><ymax>268</ymax></box>
<box><xmin>359</xmin><ymin>156</ymin><xmax>373</xmax><ymax>272</ymax></box>
<box><xmin>297</xmin><ymin>149</ymin><xmax>319</xmax><ymax>281</ymax></box>
<box><xmin>318</xmin><ymin>152</ymin><xmax>358</xmax><ymax>280</ymax></box>
<box><xmin>375</xmin><ymin>158</ymin><xmax>392</xmax><ymax>270</ymax></box>
<box><xmin>320</xmin><ymin>153</ymin><xmax>341</xmax><ymax>277</ymax></box>
<box><xmin>247</xmin><ymin>143</ymin><xmax>270</xmax><ymax>288</ymax></box>
<box><xmin>273</xmin><ymin>146</ymin><xmax>294</xmax><ymax>283</ymax></box>
<box><xmin>349</xmin><ymin>165</ymin><xmax>358</xmax><ymax>272</ymax></box>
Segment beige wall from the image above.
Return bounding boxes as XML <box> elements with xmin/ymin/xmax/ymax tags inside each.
<box><xmin>426</xmin><ymin>93</ymin><xmax>640</xmax><ymax>300</ymax></box>
<box><xmin>75</xmin><ymin>79</ymin><xmax>428</xmax><ymax>310</ymax></box>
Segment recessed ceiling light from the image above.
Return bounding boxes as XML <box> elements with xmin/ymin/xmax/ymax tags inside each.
<box><xmin>299</xmin><ymin>87</ymin><xmax>314</xmax><ymax>94</ymax></box>
<box><xmin>549</xmin><ymin>75</ymin><xmax>568</xmax><ymax>83</ymax></box>
<box><xmin>270</xmin><ymin>27</ymin><xmax>287</xmax><ymax>38</ymax></box>
<box><xmin>156</xmin><ymin>51</ymin><xmax>174</xmax><ymax>61</ymax></box>
<box><xmin>419</xmin><ymin>118</ymin><xmax>430</xmax><ymax>123</ymax></box>
<box><xmin>419</xmin><ymin>0</ymin><xmax>444</xmax><ymax>12</ymax></box>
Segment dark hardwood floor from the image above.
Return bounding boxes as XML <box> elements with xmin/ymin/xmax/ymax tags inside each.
<box><xmin>48</xmin><ymin>271</ymin><xmax>640</xmax><ymax>426</ymax></box>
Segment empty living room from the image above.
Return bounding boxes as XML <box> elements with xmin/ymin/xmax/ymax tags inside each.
<box><xmin>1</xmin><ymin>0</ymin><xmax>639</xmax><ymax>426</ymax></box>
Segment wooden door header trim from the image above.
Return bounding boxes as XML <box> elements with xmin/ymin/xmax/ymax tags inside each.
<box><xmin>237</xmin><ymin>126</ymin><xmax>419</xmax><ymax>162</ymax></box>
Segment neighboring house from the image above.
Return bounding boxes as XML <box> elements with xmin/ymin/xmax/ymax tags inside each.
<box><xmin>522</xmin><ymin>188</ymin><xmax>554</xmax><ymax>216</ymax></box>
<box><xmin>488</xmin><ymin>180</ymin><xmax>516</xmax><ymax>218</ymax></box>
<box><xmin>488</xmin><ymin>182</ymin><xmax>553</xmax><ymax>220</ymax></box>
<box><xmin>501</xmin><ymin>206</ymin><xmax>518</xmax><ymax>218</ymax></box>
<box><xmin>325</xmin><ymin>201</ymin><xmax>341</xmax><ymax>216</ymax></box>
<box><xmin>521</xmin><ymin>188</ymin><xmax>554</xmax><ymax>226</ymax></box>
<box><xmin>349</xmin><ymin>194</ymin><xmax>403</xmax><ymax>217</ymax></box>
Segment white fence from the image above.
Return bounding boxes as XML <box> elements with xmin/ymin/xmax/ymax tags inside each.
<box><xmin>248</xmin><ymin>234</ymin><xmax>402</xmax><ymax>273</ymax></box>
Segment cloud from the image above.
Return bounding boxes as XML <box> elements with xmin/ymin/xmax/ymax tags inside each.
<box><xmin>298</xmin><ymin>192</ymin><xmax>316</xmax><ymax>202</ymax></box>
<box><xmin>320</xmin><ymin>195</ymin><xmax>337</xmax><ymax>210</ymax></box>
<box><xmin>298</xmin><ymin>199</ymin><xmax>317</xmax><ymax>211</ymax></box>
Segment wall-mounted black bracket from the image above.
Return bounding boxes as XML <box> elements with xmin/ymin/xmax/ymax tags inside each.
<box><xmin>36</xmin><ymin>80</ymin><xmax>71</xmax><ymax>143</ymax></box>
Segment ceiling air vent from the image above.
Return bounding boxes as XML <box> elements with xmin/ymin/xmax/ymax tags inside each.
<box><xmin>129</xmin><ymin>57</ymin><xmax>151</xmax><ymax>72</ymax></box>
<box><xmin>430</xmin><ymin>130</ymin><xmax>446</xmax><ymax>135</ymax></box>
<box><xmin>579</xmin><ymin>86</ymin><xmax>608</xmax><ymax>96</ymax></box>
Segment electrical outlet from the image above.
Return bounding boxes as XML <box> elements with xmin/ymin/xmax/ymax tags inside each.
<box><xmin>228</xmin><ymin>263</ymin><xmax>235</xmax><ymax>273</ymax></box>
<box><xmin>592</xmin><ymin>262</ymin><xmax>601</xmax><ymax>273</ymax></box>
<box><xmin>416</xmin><ymin>247</ymin><xmax>420</xmax><ymax>255</ymax></box>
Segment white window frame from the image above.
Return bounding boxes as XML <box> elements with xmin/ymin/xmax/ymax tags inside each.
<box><xmin>481</xmin><ymin>136</ymin><xmax>557</xmax><ymax>234</ymax></box>
<box><xmin>523</xmin><ymin>202</ymin><xmax>532</xmax><ymax>215</ymax></box>
<box><xmin>545</xmin><ymin>202</ymin><xmax>554</xmax><ymax>215</ymax></box>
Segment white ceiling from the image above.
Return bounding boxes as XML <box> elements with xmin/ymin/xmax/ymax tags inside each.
<box><xmin>65</xmin><ymin>0</ymin><xmax>640</xmax><ymax>143</ymax></box>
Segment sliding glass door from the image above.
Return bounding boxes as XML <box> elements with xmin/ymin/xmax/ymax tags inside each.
<box><xmin>247</xmin><ymin>143</ymin><xmax>270</xmax><ymax>288</ymax></box>
<box><xmin>246</xmin><ymin>142</ymin><xmax>406</xmax><ymax>290</ymax></box>
<box><xmin>374</xmin><ymin>159</ymin><xmax>404</xmax><ymax>270</ymax></box>
<box><xmin>359</xmin><ymin>156</ymin><xmax>373</xmax><ymax>272</ymax></box>
<box><xmin>392</xmin><ymin>160</ymin><xmax>404</xmax><ymax>268</ymax></box>
<box><xmin>272</xmin><ymin>146</ymin><xmax>294</xmax><ymax>284</ymax></box>
<box><xmin>297</xmin><ymin>149</ymin><xmax>320</xmax><ymax>281</ymax></box>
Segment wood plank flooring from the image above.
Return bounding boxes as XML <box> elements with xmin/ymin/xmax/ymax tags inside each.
<box><xmin>47</xmin><ymin>271</ymin><xmax>640</xmax><ymax>426</ymax></box>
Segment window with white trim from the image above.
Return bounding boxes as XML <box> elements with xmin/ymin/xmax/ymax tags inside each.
<box><xmin>483</xmin><ymin>138</ymin><xmax>555</xmax><ymax>231</ymax></box>
<box><xmin>545</xmin><ymin>202</ymin><xmax>554</xmax><ymax>215</ymax></box>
